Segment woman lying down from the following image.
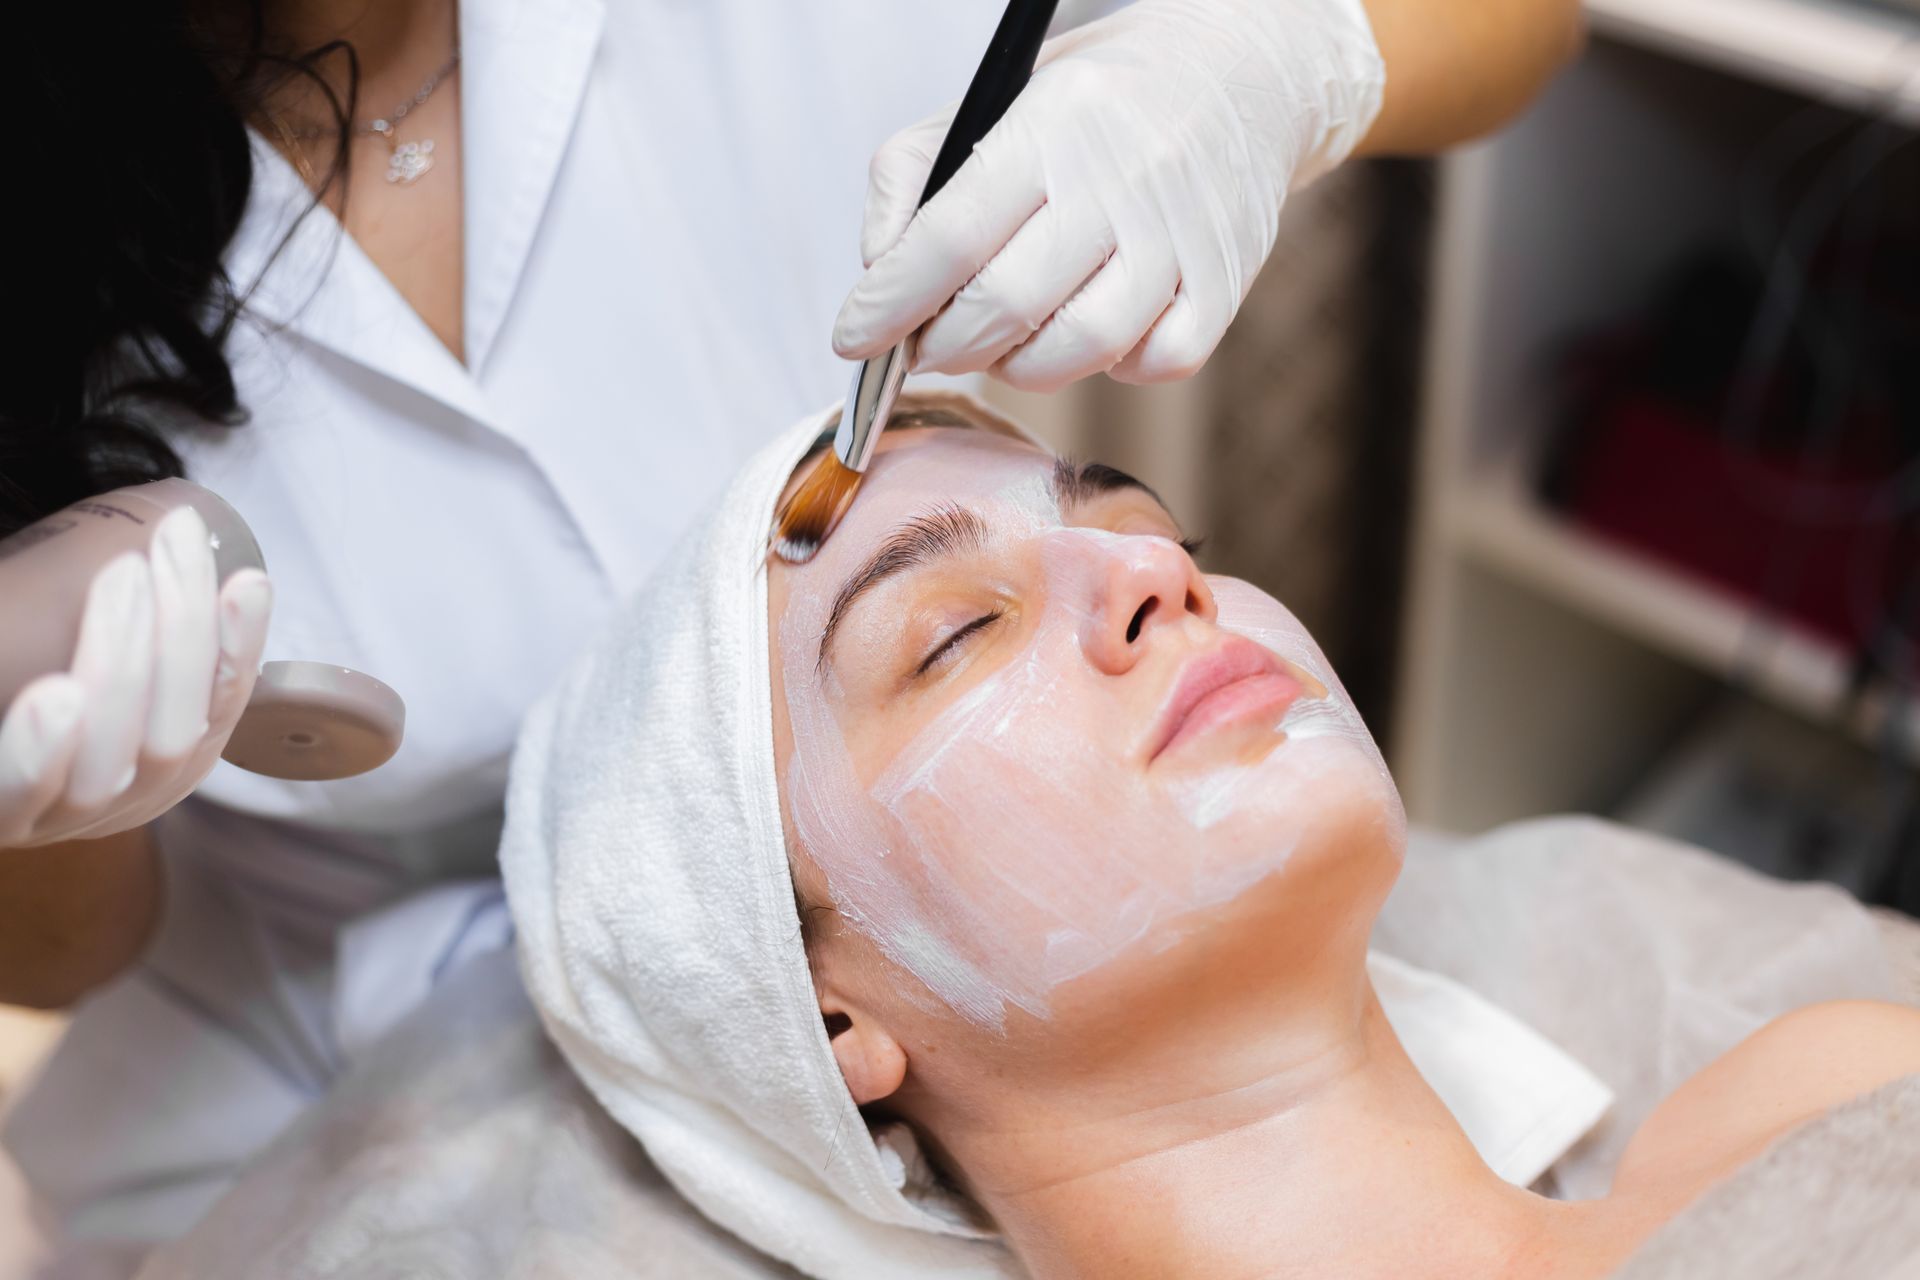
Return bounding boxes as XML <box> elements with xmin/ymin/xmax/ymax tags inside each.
<box><xmin>501</xmin><ymin>392</ymin><xmax>1920</xmax><ymax>1280</ymax></box>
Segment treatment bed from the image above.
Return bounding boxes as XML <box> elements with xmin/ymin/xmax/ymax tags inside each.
<box><xmin>119</xmin><ymin>817</ymin><xmax>1920</xmax><ymax>1279</ymax></box>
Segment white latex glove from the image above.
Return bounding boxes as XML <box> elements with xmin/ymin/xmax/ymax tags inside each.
<box><xmin>0</xmin><ymin>506</ymin><xmax>272</xmax><ymax>848</ymax></box>
<box><xmin>832</xmin><ymin>0</ymin><xmax>1385</xmax><ymax>392</ymax></box>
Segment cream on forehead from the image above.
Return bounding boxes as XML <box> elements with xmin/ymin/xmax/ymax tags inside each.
<box><xmin>777</xmin><ymin>437</ymin><xmax>1401</xmax><ymax>1029</ymax></box>
<box><xmin>814</xmin><ymin>431</ymin><xmax>1063</xmax><ymax>554</ymax></box>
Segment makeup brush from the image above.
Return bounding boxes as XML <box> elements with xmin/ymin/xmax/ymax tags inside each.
<box><xmin>770</xmin><ymin>0</ymin><xmax>1060</xmax><ymax>565</ymax></box>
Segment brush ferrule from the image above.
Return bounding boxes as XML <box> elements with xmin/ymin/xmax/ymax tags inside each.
<box><xmin>834</xmin><ymin>337</ymin><xmax>914</xmax><ymax>474</ymax></box>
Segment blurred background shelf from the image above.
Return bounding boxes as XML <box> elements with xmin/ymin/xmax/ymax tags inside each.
<box><xmin>1394</xmin><ymin>0</ymin><xmax>1920</xmax><ymax>848</ymax></box>
<box><xmin>1587</xmin><ymin>0</ymin><xmax>1920</xmax><ymax>124</ymax></box>
<box><xmin>1452</xmin><ymin>456</ymin><xmax>1920</xmax><ymax>769</ymax></box>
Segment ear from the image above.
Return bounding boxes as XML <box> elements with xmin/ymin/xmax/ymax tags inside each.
<box><xmin>819</xmin><ymin>990</ymin><xmax>907</xmax><ymax>1106</ymax></box>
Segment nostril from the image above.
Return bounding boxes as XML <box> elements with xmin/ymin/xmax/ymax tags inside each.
<box><xmin>1126</xmin><ymin>597</ymin><xmax>1157</xmax><ymax>644</ymax></box>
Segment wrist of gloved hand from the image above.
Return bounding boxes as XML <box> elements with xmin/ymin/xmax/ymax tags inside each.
<box><xmin>0</xmin><ymin>506</ymin><xmax>272</xmax><ymax>849</ymax></box>
<box><xmin>833</xmin><ymin>0</ymin><xmax>1384</xmax><ymax>392</ymax></box>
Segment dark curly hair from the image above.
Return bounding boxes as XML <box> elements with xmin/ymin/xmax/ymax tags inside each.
<box><xmin>3</xmin><ymin>1</ymin><xmax>357</xmax><ymax>537</ymax></box>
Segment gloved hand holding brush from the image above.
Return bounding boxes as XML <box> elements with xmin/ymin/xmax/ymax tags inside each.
<box><xmin>831</xmin><ymin>0</ymin><xmax>1386</xmax><ymax>392</ymax></box>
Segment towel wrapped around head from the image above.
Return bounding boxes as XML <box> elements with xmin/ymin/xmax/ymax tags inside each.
<box><xmin>499</xmin><ymin>392</ymin><xmax>1611</xmax><ymax>1280</ymax></box>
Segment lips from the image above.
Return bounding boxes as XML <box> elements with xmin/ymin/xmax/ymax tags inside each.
<box><xmin>1146</xmin><ymin>636</ymin><xmax>1303</xmax><ymax>764</ymax></box>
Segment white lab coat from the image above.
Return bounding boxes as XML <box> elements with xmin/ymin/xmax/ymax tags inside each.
<box><xmin>4</xmin><ymin>0</ymin><xmax>1113</xmax><ymax>1248</ymax></box>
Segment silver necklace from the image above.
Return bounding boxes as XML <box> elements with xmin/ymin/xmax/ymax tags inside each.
<box><xmin>359</xmin><ymin>51</ymin><xmax>461</xmax><ymax>185</ymax></box>
<box><xmin>276</xmin><ymin>52</ymin><xmax>462</xmax><ymax>187</ymax></box>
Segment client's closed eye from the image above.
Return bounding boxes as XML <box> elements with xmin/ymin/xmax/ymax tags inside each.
<box><xmin>914</xmin><ymin>611</ymin><xmax>1004</xmax><ymax>678</ymax></box>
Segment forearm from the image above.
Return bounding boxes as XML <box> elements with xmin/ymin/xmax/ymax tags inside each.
<box><xmin>0</xmin><ymin>825</ymin><xmax>160</xmax><ymax>1008</ymax></box>
<box><xmin>1356</xmin><ymin>0</ymin><xmax>1586</xmax><ymax>155</ymax></box>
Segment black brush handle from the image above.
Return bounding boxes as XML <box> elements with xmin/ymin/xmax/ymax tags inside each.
<box><xmin>918</xmin><ymin>0</ymin><xmax>1061</xmax><ymax>207</ymax></box>
<box><xmin>831</xmin><ymin>0</ymin><xmax>1060</xmax><ymax>477</ymax></box>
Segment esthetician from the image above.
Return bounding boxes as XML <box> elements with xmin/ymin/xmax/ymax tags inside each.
<box><xmin>3</xmin><ymin>0</ymin><xmax>1583</xmax><ymax>1254</ymax></box>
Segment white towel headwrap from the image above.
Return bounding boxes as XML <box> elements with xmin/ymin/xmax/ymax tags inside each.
<box><xmin>500</xmin><ymin>393</ymin><xmax>1611</xmax><ymax>1280</ymax></box>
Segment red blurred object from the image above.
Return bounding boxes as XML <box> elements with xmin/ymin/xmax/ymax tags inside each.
<box><xmin>1559</xmin><ymin>395</ymin><xmax>1911</xmax><ymax>665</ymax></box>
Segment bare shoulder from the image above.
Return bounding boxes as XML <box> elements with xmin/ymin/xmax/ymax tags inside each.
<box><xmin>1614</xmin><ymin>1000</ymin><xmax>1920</xmax><ymax>1201</ymax></box>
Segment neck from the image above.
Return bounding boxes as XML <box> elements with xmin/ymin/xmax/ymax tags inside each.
<box><xmin>269</xmin><ymin>0</ymin><xmax>456</xmax><ymax>96</ymax></box>
<box><xmin>946</xmin><ymin>986</ymin><xmax>1594</xmax><ymax>1280</ymax></box>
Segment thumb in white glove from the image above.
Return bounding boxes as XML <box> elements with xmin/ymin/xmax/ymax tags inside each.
<box><xmin>833</xmin><ymin>0</ymin><xmax>1385</xmax><ymax>392</ymax></box>
<box><xmin>0</xmin><ymin>505</ymin><xmax>272</xmax><ymax>849</ymax></box>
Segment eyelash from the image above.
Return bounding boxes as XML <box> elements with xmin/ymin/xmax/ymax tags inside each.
<box><xmin>904</xmin><ymin>533</ymin><xmax>1201</xmax><ymax>679</ymax></box>
<box><xmin>913</xmin><ymin>610</ymin><xmax>1004</xmax><ymax>678</ymax></box>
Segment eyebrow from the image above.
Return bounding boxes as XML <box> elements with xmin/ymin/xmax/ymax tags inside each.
<box><xmin>1050</xmin><ymin>456</ymin><xmax>1168</xmax><ymax>513</ymax></box>
<box><xmin>812</xmin><ymin>459</ymin><xmax>1172</xmax><ymax>673</ymax></box>
<box><xmin>817</xmin><ymin>505</ymin><xmax>988</xmax><ymax>673</ymax></box>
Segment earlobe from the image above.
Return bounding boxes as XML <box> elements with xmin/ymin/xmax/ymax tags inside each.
<box><xmin>820</xmin><ymin>993</ymin><xmax>907</xmax><ymax>1106</ymax></box>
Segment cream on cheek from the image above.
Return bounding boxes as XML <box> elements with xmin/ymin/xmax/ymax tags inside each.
<box><xmin>1169</xmin><ymin>578</ymin><xmax>1404</xmax><ymax>838</ymax></box>
<box><xmin>780</xmin><ymin>449</ymin><xmax>1401</xmax><ymax>1031</ymax></box>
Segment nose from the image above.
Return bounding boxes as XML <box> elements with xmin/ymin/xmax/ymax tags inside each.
<box><xmin>1076</xmin><ymin>534</ymin><xmax>1215</xmax><ymax>675</ymax></box>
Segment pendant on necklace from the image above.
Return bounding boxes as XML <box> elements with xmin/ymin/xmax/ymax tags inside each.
<box><xmin>368</xmin><ymin>119</ymin><xmax>435</xmax><ymax>185</ymax></box>
<box><xmin>386</xmin><ymin>138</ymin><xmax>436</xmax><ymax>185</ymax></box>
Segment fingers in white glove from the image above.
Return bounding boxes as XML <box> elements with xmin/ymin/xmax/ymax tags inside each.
<box><xmin>145</xmin><ymin>506</ymin><xmax>219</xmax><ymax>760</ymax></box>
<box><xmin>64</xmin><ymin>553</ymin><xmax>155</xmax><ymax>809</ymax></box>
<box><xmin>858</xmin><ymin>106</ymin><xmax>955</xmax><ymax>269</ymax></box>
<box><xmin>914</xmin><ymin>200</ymin><xmax>1118</xmax><ymax>375</ymax></box>
<box><xmin>850</xmin><ymin>16</ymin><xmax>1108</xmax><ymax>271</ymax></box>
<box><xmin>996</xmin><ymin>247</ymin><xmax>1181</xmax><ymax>392</ymax></box>
<box><xmin>832</xmin><ymin>125</ymin><xmax>1045</xmax><ymax>361</ymax></box>
<box><xmin>1107</xmin><ymin>288</ymin><xmax>1228</xmax><ymax>386</ymax></box>
<box><xmin>1109</xmin><ymin>183</ymin><xmax>1244</xmax><ymax>384</ymax></box>
<box><xmin>208</xmin><ymin>569</ymin><xmax>272</xmax><ymax>738</ymax></box>
<box><xmin>61</xmin><ymin>567</ymin><xmax>271</xmax><ymax>843</ymax></box>
<box><xmin>1</xmin><ymin>528</ymin><xmax>275</xmax><ymax>848</ymax></box>
<box><xmin>0</xmin><ymin>676</ymin><xmax>86</xmax><ymax>847</ymax></box>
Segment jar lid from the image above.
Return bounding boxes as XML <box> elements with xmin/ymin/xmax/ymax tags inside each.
<box><xmin>222</xmin><ymin>660</ymin><xmax>406</xmax><ymax>780</ymax></box>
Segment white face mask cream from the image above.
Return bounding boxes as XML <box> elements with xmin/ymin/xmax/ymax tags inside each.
<box><xmin>777</xmin><ymin>433</ymin><xmax>1401</xmax><ymax>1030</ymax></box>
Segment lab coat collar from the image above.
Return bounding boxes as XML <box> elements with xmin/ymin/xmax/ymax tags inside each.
<box><xmin>462</xmin><ymin>0</ymin><xmax>606</xmax><ymax>375</ymax></box>
<box><xmin>228</xmin><ymin>135</ymin><xmax>500</xmax><ymax>435</ymax></box>
<box><xmin>224</xmin><ymin>0</ymin><xmax>606</xmax><ymax>431</ymax></box>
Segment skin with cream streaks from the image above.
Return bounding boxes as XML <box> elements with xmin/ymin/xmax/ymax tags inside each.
<box><xmin>773</xmin><ymin>428</ymin><xmax>1399</xmax><ymax>1032</ymax></box>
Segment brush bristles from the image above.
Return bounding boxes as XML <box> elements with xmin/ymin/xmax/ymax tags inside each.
<box><xmin>769</xmin><ymin>453</ymin><xmax>865</xmax><ymax>565</ymax></box>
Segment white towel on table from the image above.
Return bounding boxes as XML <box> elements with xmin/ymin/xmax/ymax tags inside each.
<box><xmin>499</xmin><ymin>392</ymin><xmax>1611</xmax><ymax>1280</ymax></box>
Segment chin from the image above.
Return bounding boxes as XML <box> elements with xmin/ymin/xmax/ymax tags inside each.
<box><xmin>1166</xmin><ymin>726</ymin><xmax>1405</xmax><ymax>897</ymax></box>
<box><xmin>1017</xmin><ymin>746</ymin><xmax>1404</xmax><ymax>1045</ymax></box>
